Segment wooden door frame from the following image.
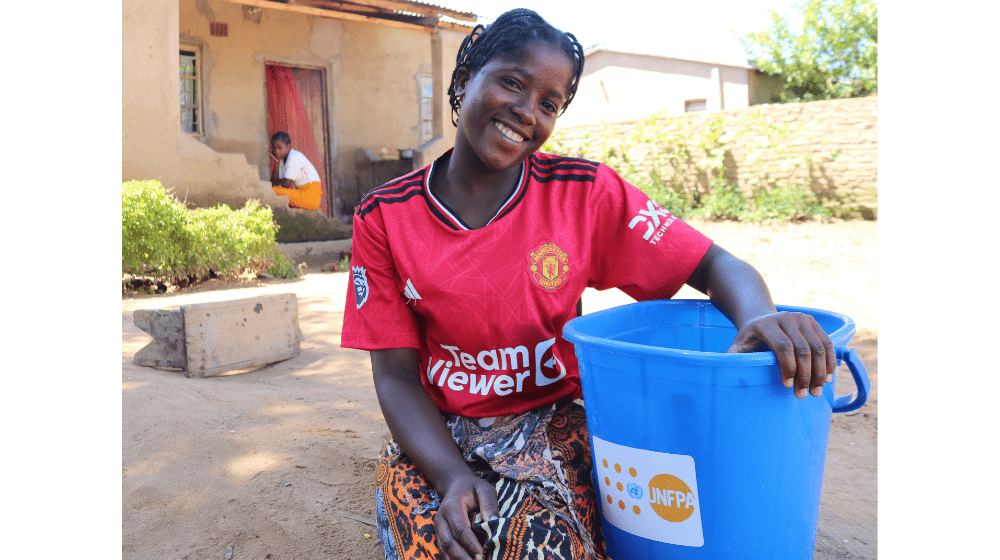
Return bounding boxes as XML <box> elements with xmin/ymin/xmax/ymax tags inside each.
<box><xmin>263</xmin><ymin>58</ymin><xmax>338</xmax><ymax>219</ymax></box>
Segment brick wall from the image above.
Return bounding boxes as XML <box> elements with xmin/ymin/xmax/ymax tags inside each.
<box><xmin>547</xmin><ymin>94</ymin><xmax>878</xmax><ymax>217</ymax></box>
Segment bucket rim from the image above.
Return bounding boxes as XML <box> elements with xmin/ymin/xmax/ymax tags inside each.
<box><xmin>563</xmin><ymin>299</ymin><xmax>857</xmax><ymax>366</ymax></box>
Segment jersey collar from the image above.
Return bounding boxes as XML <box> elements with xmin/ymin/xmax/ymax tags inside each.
<box><xmin>424</xmin><ymin>150</ymin><xmax>529</xmax><ymax>231</ymax></box>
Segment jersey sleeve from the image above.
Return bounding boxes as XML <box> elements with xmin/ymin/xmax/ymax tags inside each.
<box><xmin>341</xmin><ymin>204</ymin><xmax>421</xmax><ymax>351</ymax></box>
<box><xmin>587</xmin><ymin>164</ymin><xmax>713</xmax><ymax>301</ymax></box>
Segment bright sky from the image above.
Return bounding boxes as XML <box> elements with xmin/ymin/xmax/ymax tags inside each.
<box><xmin>440</xmin><ymin>0</ymin><xmax>802</xmax><ymax>65</ymax></box>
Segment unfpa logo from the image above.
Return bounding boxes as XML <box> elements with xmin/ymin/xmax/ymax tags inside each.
<box><xmin>593</xmin><ymin>437</ymin><xmax>704</xmax><ymax>547</ymax></box>
<box><xmin>600</xmin><ymin>461</ymin><xmax>696</xmax><ymax>523</ymax></box>
<box><xmin>648</xmin><ymin>474</ymin><xmax>696</xmax><ymax>522</ymax></box>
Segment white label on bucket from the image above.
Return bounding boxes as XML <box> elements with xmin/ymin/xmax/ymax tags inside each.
<box><xmin>592</xmin><ymin>436</ymin><xmax>704</xmax><ymax>547</ymax></box>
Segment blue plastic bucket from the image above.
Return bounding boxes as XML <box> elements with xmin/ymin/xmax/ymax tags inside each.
<box><xmin>562</xmin><ymin>300</ymin><xmax>870</xmax><ymax>560</ymax></box>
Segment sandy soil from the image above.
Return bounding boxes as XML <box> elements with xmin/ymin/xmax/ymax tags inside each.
<box><xmin>122</xmin><ymin>219</ymin><xmax>877</xmax><ymax>560</ymax></box>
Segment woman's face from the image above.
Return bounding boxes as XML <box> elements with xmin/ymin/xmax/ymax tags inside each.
<box><xmin>271</xmin><ymin>140</ymin><xmax>291</xmax><ymax>161</ymax></box>
<box><xmin>453</xmin><ymin>40</ymin><xmax>574</xmax><ymax>172</ymax></box>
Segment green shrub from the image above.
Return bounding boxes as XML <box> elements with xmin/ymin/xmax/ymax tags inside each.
<box><xmin>745</xmin><ymin>184</ymin><xmax>831</xmax><ymax>222</ymax></box>
<box><xmin>184</xmin><ymin>200</ymin><xmax>281</xmax><ymax>279</ymax></box>
<box><xmin>122</xmin><ymin>180</ymin><xmax>191</xmax><ymax>280</ymax></box>
<box><xmin>267</xmin><ymin>252</ymin><xmax>299</xmax><ymax>279</ymax></box>
<box><xmin>122</xmin><ymin>180</ymin><xmax>296</xmax><ymax>284</ymax></box>
<box><xmin>691</xmin><ymin>180</ymin><xmax>749</xmax><ymax>221</ymax></box>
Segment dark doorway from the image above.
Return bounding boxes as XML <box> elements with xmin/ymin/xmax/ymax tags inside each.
<box><xmin>266</xmin><ymin>64</ymin><xmax>333</xmax><ymax>217</ymax></box>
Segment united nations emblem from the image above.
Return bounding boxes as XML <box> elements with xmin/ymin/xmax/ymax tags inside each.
<box><xmin>528</xmin><ymin>242</ymin><xmax>570</xmax><ymax>291</ymax></box>
<box><xmin>352</xmin><ymin>266</ymin><xmax>369</xmax><ymax>309</ymax></box>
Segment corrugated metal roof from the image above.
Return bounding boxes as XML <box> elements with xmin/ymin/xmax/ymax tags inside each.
<box><xmin>322</xmin><ymin>0</ymin><xmax>476</xmax><ymax>22</ymax></box>
<box><xmin>391</xmin><ymin>0</ymin><xmax>477</xmax><ymax>20</ymax></box>
<box><xmin>241</xmin><ymin>1</ymin><xmax>477</xmax><ymax>30</ymax></box>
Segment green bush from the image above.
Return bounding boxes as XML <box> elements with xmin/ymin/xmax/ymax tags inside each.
<box><xmin>184</xmin><ymin>201</ymin><xmax>281</xmax><ymax>279</ymax></box>
<box><xmin>745</xmin><ymin>184</ymin><xmax>831</xmax><ymax>222</ymax></box>
<box><xmin>122</xmin><ymin>180</ymin><xmax>297</xmax><ymax>284</ymax></box>
<box><xmin>267</xmin><ymin>251</ymin><xmax>300</xmax><ymax>279</ymax></box>
<box><xmin>691</xmin><ymin>180</ymin><xmax>749</xmax><ymax>221</ymax></box>
<box><xmin>122</xmin><ymin>180</ymin><xmax>191</xmax><ymax>279</ymax></box>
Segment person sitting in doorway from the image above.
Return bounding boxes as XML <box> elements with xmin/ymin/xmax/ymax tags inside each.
<box><xmin>269</xmin><ymin>131</ymin><xmax>322</xmax><ymax>210</ymax></box>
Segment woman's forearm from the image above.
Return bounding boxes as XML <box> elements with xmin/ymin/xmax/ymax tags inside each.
<box><xmin>270</xmin><ymin>160</ymin><xmax>281</xmax><ymax>185</ymax></box>
<box><xmin>371</xmin><ymin>349</ymin><xmax>476</xmax><ymax>492</ymax></box>
<box><xmin>687</xmin><ymin>243</ymin><xmax>776</xmax><ymax>329</ymax></box>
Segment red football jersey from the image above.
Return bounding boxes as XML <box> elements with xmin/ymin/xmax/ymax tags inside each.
<box><xmin>341</xmin><ymin>151</ymin><xmax>713</xmax><ymax>417</ymax></box>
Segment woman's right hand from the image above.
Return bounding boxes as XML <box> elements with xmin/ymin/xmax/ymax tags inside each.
<box><xmin>370</xmin><ymin>347</ymin><xmax>501</xmax><ymax>559</ymax></box>
<box><xmin>435</xmin><ymin>472</ymin><xmax>500</xmax><ymax>560</ymax></box>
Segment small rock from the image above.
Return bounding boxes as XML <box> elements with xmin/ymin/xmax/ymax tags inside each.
<box><xmin>257</xmin><ymin>271</ymin><xmax>275</xmax><ymax>279</ymax></box>
<box><xmin>230</xmin><ymin>430</ymin><xmax>236</xmax><ymax>434</ymax></box>
<box><xmin>283</xmin><ymin>481</ymin><xmax>291</xmax><ymax>486</ymax></box>
<box><xmin>225</xmin><ymin>544</ymin><xmax>234</xmax><ymax>559</ymax></box>
<box><xmin>321</xmin><ymin>262</ymin><xmax>338</xmax><ymax>273</ymax></box>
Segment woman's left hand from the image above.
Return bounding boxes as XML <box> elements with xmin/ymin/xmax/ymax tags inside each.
<box><xmin>727</xmin><ymin>311</ymin><xmax>837</xmax><ymax>399</ymax></box>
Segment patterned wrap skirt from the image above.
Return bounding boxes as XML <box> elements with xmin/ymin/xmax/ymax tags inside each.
<box><xmin>374</xmin><ymin>398</ymin><xmax>608</xmax><ymax>560</ymax></box>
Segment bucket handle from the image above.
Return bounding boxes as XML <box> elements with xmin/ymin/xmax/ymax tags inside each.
<box><xmin>831</xmin><ymin>347</ymin><xmax>871</xmax><ymax>413</ymax></box>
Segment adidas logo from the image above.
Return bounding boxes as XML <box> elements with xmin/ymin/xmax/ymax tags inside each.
<box><xmin>404</xmin><ymin>279</ymin><xmax>422</xmax><ymax>302</ymax></box>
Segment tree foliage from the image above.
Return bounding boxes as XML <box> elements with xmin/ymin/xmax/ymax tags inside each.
<box><xmin>741</xmin><ymin>0</ymin><xmax>877</xmax><ymax>102</ymax></box>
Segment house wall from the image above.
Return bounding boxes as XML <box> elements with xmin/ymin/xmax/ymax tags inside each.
<box><xmin>123</xmin><ymin>0</ymin><xmax>466</xmax><ymax>230</ymax></box>
<box><xmin>123</xmin><ymin>0</ymin><xmax>282</xmax><ymax>211</ymax></box>
<box><xmin>546</xmin><ymin>95</ymin><xmax>878</xmax><ymax>217</ymax></box>
<box><xmin>556</xmin><ymin>51</ymin><xmax>752</xmax><ymax>128</ymax></box>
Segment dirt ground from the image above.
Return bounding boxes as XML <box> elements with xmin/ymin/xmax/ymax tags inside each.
<box><xmin>122</xmin><ymin>219</ymin><xmax>877</xmax><ymax>560</ymax></box>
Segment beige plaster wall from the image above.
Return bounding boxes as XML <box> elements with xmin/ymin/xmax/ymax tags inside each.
<box><xmin>556</xmin><ymin>51</ymin><xmax>751</xmax><ymax>128</ymax></box>
<box><xmin>123</xmin><ymin>0</ymin><xmax>465</xmax><ymax>220</ymax></box>
<box><xmin>123</xmin><ymin>0</ymin><xmax>287</xmax><ymax>212</ymax></box>
<box><xmin>176</xmin><ymin>0</ymin><xmax>465</xmax><ymax>212</ymax></box>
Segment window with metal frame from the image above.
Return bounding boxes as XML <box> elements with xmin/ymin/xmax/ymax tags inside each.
<box><xmin>684</xmin><ymin>99</ymin><xmax>707</xmax><ymax>113</ymax></box>
<box><xmin>180</xmin><ymin>48</ymin><xmax>202</xmax><ymax>134</ymax></box>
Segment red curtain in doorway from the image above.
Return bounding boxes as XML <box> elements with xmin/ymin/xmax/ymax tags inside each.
<box><xmin>266</xmin><ymin>65</ymin><xmax>328</xmax><ymax>215</ymax></box>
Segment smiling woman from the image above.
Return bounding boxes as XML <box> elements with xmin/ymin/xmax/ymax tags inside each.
<box><xmin>340</xmin><ymin>7</ymin><xmax>838</xmax><ymax>560</ymax></box>
<box><xmin>439</xmin><ymin>41</ymin><xmax>576</xmax><ymax>224</ymax></box>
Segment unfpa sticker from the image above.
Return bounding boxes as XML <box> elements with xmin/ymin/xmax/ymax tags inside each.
<box><xmin>593</xmin><ymin>436</ymin><xmax>704</xmax><ymax>547</ymax></box>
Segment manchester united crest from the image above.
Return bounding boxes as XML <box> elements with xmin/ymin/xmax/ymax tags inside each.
<box><xmin>528</xmin><ymin>242</ymin><xmax>570</xmax><ymax>291</ymax></box>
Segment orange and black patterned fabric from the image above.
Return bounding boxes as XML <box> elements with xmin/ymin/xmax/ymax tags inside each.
<box><xmin>374</xmin><ymin>399</ymin><xmax>608</xmax><ymax>560</ymax></box>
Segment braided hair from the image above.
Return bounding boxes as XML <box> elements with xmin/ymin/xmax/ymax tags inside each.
<box><xmin>447</xmin><ymin>8</ymin><xmax>585</xmax><ymax>126</ymax></box>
